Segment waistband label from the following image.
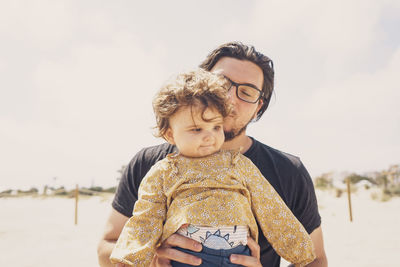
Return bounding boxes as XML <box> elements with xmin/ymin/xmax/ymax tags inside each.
<box><xmin>177</xmin><ymin>224</ymin><xmax>248</xmax><ymax>250</ymax></box>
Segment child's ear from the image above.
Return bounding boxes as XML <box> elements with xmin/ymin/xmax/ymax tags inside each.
<box><xmin>164</xmin><ymin>128</ymin><xmax>175</xmax><ymax>145</ymax></box>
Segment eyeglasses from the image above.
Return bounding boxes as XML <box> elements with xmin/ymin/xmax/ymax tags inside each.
<box><xmin>225</xmin><ymin>77</ymin><xmax>264</xmax><ymax>104</ymax></box>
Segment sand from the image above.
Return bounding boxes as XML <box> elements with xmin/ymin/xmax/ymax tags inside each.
<box><xmin>1</xmin><ymin>190</ymin><xmax>399</xmax><ymax>267</ymax></box>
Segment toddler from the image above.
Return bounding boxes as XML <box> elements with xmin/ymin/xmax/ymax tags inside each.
<box><xmin>110</xmin><ymin>69</ymin><xmax>315</xmax><ymax>267</ymax></box>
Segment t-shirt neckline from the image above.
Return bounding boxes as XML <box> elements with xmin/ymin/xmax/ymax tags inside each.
<box><xmin>243</xmin><ymin>136</ymin><xmax>257</xmax><ymax>157</ymax></box>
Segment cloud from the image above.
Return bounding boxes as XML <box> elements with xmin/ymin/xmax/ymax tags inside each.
<box><xmin>251</xmin><ymin>46</ymin><xmax>400</xmax><ymax>176</ymax></box>
<box><xmin>244</xmin><ymin>0</ymin><xmax>400</xmax><ymax>176</ymax></box>
<box><xmin>0</xmin><ymin>2</ymin><xmax>169</xmax><ymax>188</ymax></box>
<box><xmin>0</xmin><ymin>0</ymin><xmax>75</xmax><ymax>46</ymax></box>
<box><xmin>1</xmin><ymin>0</ymin><xmax>399</xmax><ymax>188</ymax></box>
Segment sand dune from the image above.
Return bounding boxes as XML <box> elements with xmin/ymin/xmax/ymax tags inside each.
<box><xmin>0</xmin><ymin>190</ymin><xmax>398</xmax><ymax>267</ymax></box>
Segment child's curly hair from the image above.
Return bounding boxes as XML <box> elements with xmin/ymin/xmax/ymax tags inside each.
<box><xmin>153</xmin><ymin>69</ymin><xmax>231</xmax><ymax>138</ymax></box>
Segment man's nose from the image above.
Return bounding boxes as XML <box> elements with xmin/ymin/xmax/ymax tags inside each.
<box><xmin>227</xmin><ymin>86</ymin><xmax>239</xmax><ymax>104</ymax></box>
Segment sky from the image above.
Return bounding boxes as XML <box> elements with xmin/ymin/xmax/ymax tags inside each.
<box><xmin>1</xmin><ymin>0</ymin><xmax>399</xmax><ymax>190</ymax></box>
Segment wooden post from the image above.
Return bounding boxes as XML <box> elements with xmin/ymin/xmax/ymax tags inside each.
<box><xmin>75</xmin><ymin>184</ymin><xmax>79</xmax><ymax>225</ymax></box>
<box><xmin>346</xmin><ymin>178</ymin><xmax>353</xmax><ymax>222</ymax></box>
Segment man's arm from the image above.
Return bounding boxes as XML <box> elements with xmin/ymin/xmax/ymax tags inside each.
<box><xmin>287</xmin><ymin>226</ymin><xmax>327</xmax><ymax>267</ymax></box>
<box><xmin>231</xmin><ymin>228</ymin><xmax>327</xmax><ymax>267</ymax></box>
<box><xmin>306</xmin><ymin>226</ymin><xmax>327</xmax><ymax>267</ymax></box>
<box><xmin>97</xmin><ymin>208</ymin><xmax>129</xmax><ymax>267</ymax></box>
<box><xmin>289</xmin><ymin>160</ymin><xmax>327</xmax><ymax>266</ymax></box>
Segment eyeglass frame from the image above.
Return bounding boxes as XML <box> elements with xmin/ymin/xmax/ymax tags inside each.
<box><xmin>224</xmin><ymin>76</ymin><xmax>265</xmax><ymax>104</ymax></box>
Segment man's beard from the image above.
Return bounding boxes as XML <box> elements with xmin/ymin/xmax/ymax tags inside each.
<box><xmin>224</xmin><ymin>110</ymin><xmax>257</xmax><ymax>141</ymax></box>
<box><xmin>224</xmin><ymin>125</ymin><xmax>247</xmax><ymax>141</ymax></box>
<box><xmin>224</xmin><ymin>116</ymin><xmax>254</xmax><ymax>141</ymax></box>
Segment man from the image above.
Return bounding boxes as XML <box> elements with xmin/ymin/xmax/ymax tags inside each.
<box><xmin>97</xmin><ymin>42</ymin><xmax>328</xmax><ymax>267</ymax></box>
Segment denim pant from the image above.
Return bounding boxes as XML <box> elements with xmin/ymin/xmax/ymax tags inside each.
<box><xmin>171</xmin><ymin>245</ymin><xmax>250</xmax><ymax>267</ymax></box>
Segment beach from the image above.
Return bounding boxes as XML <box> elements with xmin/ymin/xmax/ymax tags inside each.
<box><xmin>1</xmin><ymin>189</ymin><xmax>399</xmax><ymax>267</ymax></box>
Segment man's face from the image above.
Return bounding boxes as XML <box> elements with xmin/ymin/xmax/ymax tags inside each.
<box><xmin>210</xmin><ymin>57</ymin><xmax>264</xmax><ymax>140</ymax></box>
<box><xmin>164</xmin><ymin>105</ymin><xmax>225</xmax><ymax>158</ymax></box>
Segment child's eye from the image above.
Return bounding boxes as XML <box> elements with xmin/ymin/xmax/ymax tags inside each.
<box><xmin>191</xmin><ymin>128</ymin><xmax>201</xmax><ymax>132</ymax></box>
<box><xmin>214</xmin><ymin>125</ymin><xmax>221</xmax><ymax>131</ymax></box>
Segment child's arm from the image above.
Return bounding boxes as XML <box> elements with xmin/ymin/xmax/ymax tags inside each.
<box><xmin>110</xmin><ymin>162</ymin><xmax>168</xmax><ymax>266</ymax></box>
<box><xmin>239</xmin><ymin>156</ymin><xmax>316</xmax><ymax>267</ymax></box>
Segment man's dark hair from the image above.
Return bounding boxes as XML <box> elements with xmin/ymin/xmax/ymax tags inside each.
<box><xmin>199</xmin><ymin>42</ymin><xmax>274</xmax><ymax>121</ymax></box>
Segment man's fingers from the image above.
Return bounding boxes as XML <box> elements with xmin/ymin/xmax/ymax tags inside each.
<box><xmin>156</xmin><ymin>256</ymin><xmax>172</xmax><ymax>267</ymax></box>
<box><xmin>230</xmin><ymin>254</ymin><xmax>262</xmax><ymax>267</ymax></box>
<box><xmin>150</xmin><ymin>255</ymin><xmax>172</xmax><ymax>267</ymax></box>
<box><xmin>161</xmin><ymin>233</ymin><xmax>202</xmax><ymax>252</ymax></box>
<box><xmin>230</xmin><ymin>237</ymin><xmax>261</xmax><ymax>267</ymax></box>
<box><xmin>246</xmin><ymin>236</ymin><xmax>260</xmax><ymax>260</ymax></box>
<box><xmin>155</xmin><ymin>246</ymin><xmax>201</xmax><ymax>266</ymax></box>
<box><xmin>153</xmin><ymin>234</ymin><xmax>202</xmax><ymax>266</ymax></box>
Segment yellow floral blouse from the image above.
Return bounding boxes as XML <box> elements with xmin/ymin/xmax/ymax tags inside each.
<box><xmin>110</xmin><ymin>150</ymin><xmax>315</xmax><ymax>266</ymax></box>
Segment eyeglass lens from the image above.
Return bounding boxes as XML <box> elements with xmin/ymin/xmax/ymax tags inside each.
<box><xmin>236</xmin><ymin>85</ymin><xmax>261</xmax><ymax>103</ymax></box>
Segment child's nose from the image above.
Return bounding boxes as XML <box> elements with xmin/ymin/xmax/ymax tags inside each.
<box><xmin>204</xmin><ymin>131</ymin><xmax>214</xmax><ymax>142</ymax></box>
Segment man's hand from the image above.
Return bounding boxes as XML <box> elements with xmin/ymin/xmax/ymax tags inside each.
<box><xmin>150</xmin><ymin>234</ymin><xmax>203</xmax><ymax>267</ymax></box>
<box><xmin>229</xmin><ymin>237</ymin><xmax>262</xmax><ymax>267</ymax></box>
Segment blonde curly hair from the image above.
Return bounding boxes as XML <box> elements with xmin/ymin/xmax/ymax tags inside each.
<box><xmin>153</xmin><ymin>69</ymin><xmax>231</xmax><ymax>139</ymax></box>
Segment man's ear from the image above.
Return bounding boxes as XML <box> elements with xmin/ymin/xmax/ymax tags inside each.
<box><xmin>254</xmin><ymin>99</ymin><xmax>263</xmax><ymax>119</ymax></box>
<box><xmin>164</xmin><ymin>128</ymin><xmax>175</xmax><ymax>145</ymax></box>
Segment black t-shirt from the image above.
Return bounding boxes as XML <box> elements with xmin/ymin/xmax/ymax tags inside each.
<box><xmin>112</xmin><ymin>137</ymin><xmax>321</xmax><ymax>267</ymax></box>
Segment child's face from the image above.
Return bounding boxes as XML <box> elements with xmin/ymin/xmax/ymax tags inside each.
<box><xmin>164</xmin><ymin>105</ymin><xmax>225</xmax><ymax>157</ymax></box>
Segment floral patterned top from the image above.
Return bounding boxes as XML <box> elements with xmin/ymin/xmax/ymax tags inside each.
<box><xmin>110</xmin><ymin>150</ymin><xmax>315</xmax><ymax>266</ymax></box>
